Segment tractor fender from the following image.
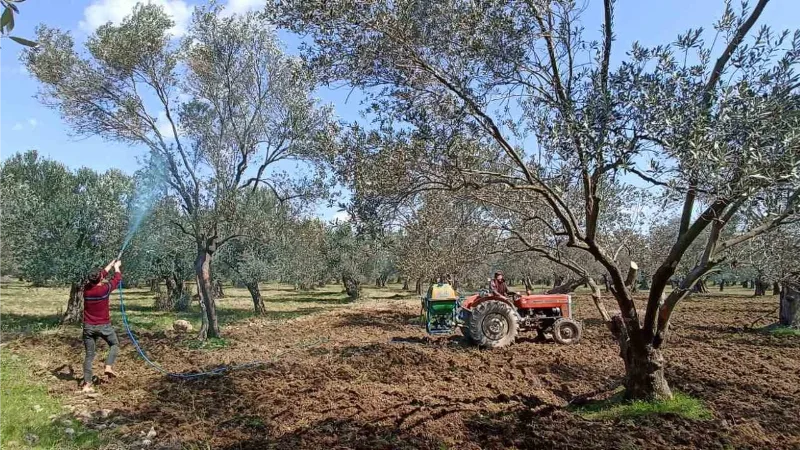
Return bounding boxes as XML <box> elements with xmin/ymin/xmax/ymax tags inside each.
<box><xmin>462</xmin><ymin>294</ymin><xmax>515</xmax><ymax>311</ymax></box>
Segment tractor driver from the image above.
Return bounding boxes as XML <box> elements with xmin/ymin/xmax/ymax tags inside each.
<box><xmin>490</xmin><ymin>271</ymin><xmax>514</xmax><ymax>300</ymax></box>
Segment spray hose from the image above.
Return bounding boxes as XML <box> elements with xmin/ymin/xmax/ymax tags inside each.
<box><xmin>117</xmin><ymin>282</ymin><xmax>266</xmax><ymax>379</ymax></box>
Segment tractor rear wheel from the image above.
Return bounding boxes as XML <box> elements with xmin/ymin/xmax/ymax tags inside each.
<box><xmin>552</xmin><ymin>318</ymin><xmax>582</xmax><ymax>345</ymax></box>
<box><xmin>459</xmin><ymin>311</ymin><xmax>474</xmax><ymax>342</ymax></box>
<box><xmin>467</xmin><ymin>300</ymin><xmax>519</xmax><ymax>348</ymax></box>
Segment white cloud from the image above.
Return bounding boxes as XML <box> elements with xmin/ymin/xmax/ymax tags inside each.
<box><xmin>80</xmin><ymin>0</ymin><xmax>193</xmax><ymax>37</ymax></box>
<box><xmin>155</xmin><ymin>111</ymin><xmax>182</xmax><ymax>138</ymax></box>
<box><xmin>12</xmin><ymin>119</ymin><xmax>39</xmax><ymax>131</ymax></box>
<box><xmin>221</xmin><ymin>0</ymin><xmax>263</xmax><ymax>17</ymax></box>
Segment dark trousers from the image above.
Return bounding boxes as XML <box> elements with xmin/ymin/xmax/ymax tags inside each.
<box><xmin>82</xmin><ymin>323</ymin><xmax>119</xmax><ymax>384</ymax></box>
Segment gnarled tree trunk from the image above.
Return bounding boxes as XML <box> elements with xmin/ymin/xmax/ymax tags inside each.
<box><xmin>195</xmin><ymin>245</ymin><xmax>220</xmax><ymax>339</ymax></box>
<box><xmin>342</xmin><ymin>274</ymin><xmax>360</xmax><ymax>300</ymax></box>
<box><xmin>719</xmin><ymin>279</ymin><xmax>725</xmax><ymax>291</ymax></box>
<box><xmin>523</xmin><ymin>276</ymin><xmax>534</xmax><ymax>292</ymax></box>
<box><xmin>552</xmin><ymin>273</ymin><xmax>564</xmax><ymax>290</ymax></box>
<box><xmin>692</xmin><ymin>278</ymin><xmax>708</xmax><ymax>293</ymax></box>
<box><xmin>246</xmin><ymin>282</ymin><xmax>267</xmax><ymax>315</ymax></box>
<box><xmin>779</xmin><ymin>283</ymin><xmax>799</xmax><ymax>328</ymax></box>
<box><xmin>772</xmin><ymin>282</ymin><xmax>780</xmax><ymax>295</ymax></box>
<box><xmin>150</xmin><ymin>279</ymin><xmax>162</xmax><ymax>293</ymax></box>
<box><xmin>154</xmin><ymin>278</ymin><xmax>174</xmax><ymax>311</ymax></box>
<box><xmin>62</xmin><ymin>282</ymin><xmax>84</xmax><ymax>324</ymax></box>
<box><xmin>621</xmin><ymin>338</ymin><xmax>672</xmax><ymax>401</ymax></box>
<box><xmin>415</xmin><ymin>276</ymin><xmax>423</xmax><ymax>295</ymax></box>
<box><xmin>754</xmin><ymin>278</ymin><xmax>767</xmax><ymax>296</ymax></box>
<box><xmin>402</xmin><ymin>277</ymin><xmax>409</xmax><ymax>290</ymax></box>
<box><xmin>156</xmin><ymin>275</ymin><xmax>187</xmax><ymax>311</ymax></box>
<box><xmin>213</xmin><ymin>279</ymin><xmax>225</xmax><ymax>299</ymax></box>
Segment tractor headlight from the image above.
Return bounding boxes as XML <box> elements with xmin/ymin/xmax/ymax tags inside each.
<box><xmin>552</xmin><ymin>307</ymin><xmax>561</xmax><ymax>315</ymax></box>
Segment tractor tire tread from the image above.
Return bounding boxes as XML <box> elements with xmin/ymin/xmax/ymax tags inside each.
<box><xmin>460</xmin><ymin>311</ymin><xmax>474</xmax><ymax>342</ymax></box>
<box><xmin>552</xmin><ymin>318</ymin><xmax>582</xmax><ymax>345</ymax></box>
<box><xmin>467</xmin><ymin>300</ymin><xmax>519</xmax><ymax>349</ymax></box>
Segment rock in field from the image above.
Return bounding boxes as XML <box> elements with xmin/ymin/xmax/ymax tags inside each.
<box><xmin>173</xmin><ymin>320</ymin><xmax>193</xmax><ymax>333</ymax></box>
<box><xmin>24</xmin><ymin>433</ymin><xmax>39</xmax><ymax>445</ymax></box>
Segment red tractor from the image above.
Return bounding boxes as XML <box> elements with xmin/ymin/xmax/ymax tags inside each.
<box><xmin>457</xmin><ymin>290</ymin><xmax>582</xmax><ymax>348</ymax></box>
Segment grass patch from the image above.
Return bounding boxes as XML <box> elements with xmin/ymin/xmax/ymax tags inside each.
<box><xmin>573</xmin><ymin>390</ymin><xmax>712</xmax><ymax>421</ymax></box>
<box><xmin>184</xmin><ymin>337</ymin><xmax>229</xmax><ymax>350</ymax></box>
<box><xmin>0</xmin><ymin>313</ymin><xmax>62</xmax><ymax>333</ymax></box>
<box><xmin>766</xmin><ymin>326</ymin><xmax>800</xmax><ymax>337</ymax></box>
<box><xmin>0</xmin><ymin>351</ymin><xmax>102</xmax><ymax>449</ymax></box>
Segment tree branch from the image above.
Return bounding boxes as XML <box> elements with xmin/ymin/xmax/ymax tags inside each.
<box><xmin>702</xmin><ymin>0</ymin><xmax>771</xmax><ymax>107</ymax></box>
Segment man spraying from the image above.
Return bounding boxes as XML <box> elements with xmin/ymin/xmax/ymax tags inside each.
<box><xmin>81</xmin><ymin>259</ymin><xmax>122</xmax><ymax>393</ymax></box>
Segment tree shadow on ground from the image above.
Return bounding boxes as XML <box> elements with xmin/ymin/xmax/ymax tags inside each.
<box><xmin>275</xmin><ymin>295</ymin><xmax>352</xmax><ymax>304</ymax></box>
<box><xmin>244</xmin><ymin>307</ymin><xmax>326</xmax><ymax>324</ymax></box>
<box><xmin>133</xmin><ymin>369</ymin><xmax>736</xmax><ymax>450</ymax></box>
<box><xmin>118</xmin><ymin>302</ymin><xmax>323</xmax><ymax>329</ymax></box>
<box><xmin>388</xmin><ymin>335</ymin><xmax>467</xmax><ymax>346</ymax></box>
<box><xmin>286</xmin><ymin>290</ymin><xmax>346</xmax><ymax>297</ymax></box>
<box><xmin>131</xmin><ymin>366</ymin><xmax>554</xmax><ymax>450</ymax></box>
<box><xmin>0</xmin><ymin>312</ymin><xmax>62</xmax><ymax>333</ymax></box>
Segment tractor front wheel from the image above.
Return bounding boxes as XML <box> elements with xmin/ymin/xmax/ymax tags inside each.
<box><xmin>552</xmin><ymin>318</ymin><xmax>582</xmax><ymax>345</ymax></box>
<box><xmin>468</xmin><ymin>300</ymin><xmax>519</xmax><ymax>348</ymax></box>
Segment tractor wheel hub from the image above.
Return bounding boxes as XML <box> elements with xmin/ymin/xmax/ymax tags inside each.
<box><xmin>482</xmin><ymin>313</ymin><xmax>508</xmax><ymax>340</ymax></box>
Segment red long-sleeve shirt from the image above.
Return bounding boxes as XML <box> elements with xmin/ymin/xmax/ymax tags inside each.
<box><xmin>83</xmin><ymin>269</ymin><xmax>122</xmax><ymax>325</ymax></box>
<box><xmin>490</xmin><ymin>278</ymin><xmax>508</xmax><ymax>297</ymax></box>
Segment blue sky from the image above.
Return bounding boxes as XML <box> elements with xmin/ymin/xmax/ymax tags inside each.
<box><xmin>1</xmin><ymin>0</ymin><xmax>798</xmax><ymax>219</ymax></box>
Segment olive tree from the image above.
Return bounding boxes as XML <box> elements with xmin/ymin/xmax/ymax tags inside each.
<box><xmin>277</xmin><ymin>218</ymin><xmax>329</xmax><ymax>290</ymax></box>
<box><xmin>0</xmin><ymin>151</ymin><xmax>131</xmax><ymax>323</ymax></box>
<box><xmin>216</xmin><ymin>187</ymin><xmax>298</xmax><ymax>314</ymax></box>
<box><xmin>123</xmin><ymin>197</ymin><xmax>195</xmax><ymax>311</ymax></box>
<box><xmin>393</xmin><ymin>192</ymin><xmax>500</xmax><ymax>293</ymax></box>
<box><xmin>323</xmin><ymin>223</ymin><xmax>375</xmax><ymax>300</ymax></box>
<box><xmin>276</xmin><ymin>0</ymin><xmax>800</xmax><ymax>399</ymax></box>
<box><xmin>24</xmin><ymin>4</ymin><xmax>335</xmax><ymax>338</ymax></box>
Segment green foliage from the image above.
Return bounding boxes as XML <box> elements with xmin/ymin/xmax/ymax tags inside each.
<box><xmin>0</xmin><ymin>351</ymin><xmax>102</xmax><ymax>449</ymax></box>
<box><xmin>277</xmin><ymin>218</ymin><xmax>329</xmax><ymax>288</ymax></box>
<box><xmin>24</xmin><ymin>4</ymin><xmax>338</xmax><ymax>337</ymax></box>
<box><xmin>1</xmin><ymin>0</ymin><xmax>37</xmax><ymax>48</ymax></box>
<box><xmin>215</xmin><ymin>187</ymin><xmax>294</xmax><ymax>287</ymax></box>
<box><xmin>573</xmin><ymin>391</ymin><xmax>713</xmax><ymax>422</ymax></box>
<box><xmin>274</xmin><ymin>0</ymin><xmax>800</xmax><ymax>375</ymax></box>
<box><xmin>122</xmin><ymin>197</ymin><xmax>194</xmax><ymax>287</ymax></box>
<box><xmin>324</xmin><ymin>222</ymin><xmax>376</xmax><ymax>283</ymax></box>
<box><xmin>0</xmin><ymin>151</ymin><xmax>131</xmax><ymax>286</ymax></box>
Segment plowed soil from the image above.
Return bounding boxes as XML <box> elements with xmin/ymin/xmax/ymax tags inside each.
<box><xmin>5</xmin><ymin>292</ymin><xmax>800</xmax><ymax>449</ymax></box>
